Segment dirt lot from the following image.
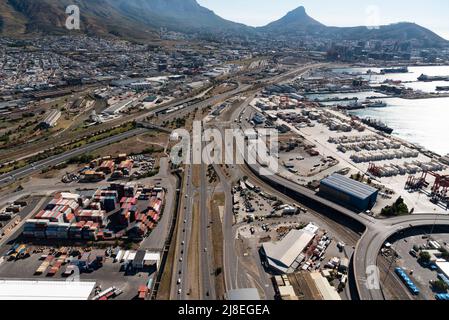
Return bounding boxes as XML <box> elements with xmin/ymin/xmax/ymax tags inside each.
<box><xmin>94</xmin><ymin>132</ymin><xmax>167</xmax><ymax>157</ymax></box>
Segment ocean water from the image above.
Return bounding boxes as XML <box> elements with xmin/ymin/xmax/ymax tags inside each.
<box><xmin>349</xmin><ymin>97</ymin><xmax>449</xmax><ymax>156</ymax></box>
<box><xmin>332</xmin><ymin>65</ymin><xmax>449</xmax><ymax>93</ymax></box>
<box><xmin>306</xmin><ymin>91</ymin><xmax>387</xmax><ymax>102</ymax></box>
<box><xmin>325</xmin><ymin>66</ymin><xmax>449</xmax><ymax>156</ymax></box>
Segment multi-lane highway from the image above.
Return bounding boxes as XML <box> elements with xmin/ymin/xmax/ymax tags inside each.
<box><xmin>199</xmin><ymin>139</ymin><xmax>216</xmax><ymax>299</ymax></box>
<box><xmin>202</xmin><ymin>63</ymin><xmax>332</xmax><ymax>298</ymax></box>
<box><xmin>171</xmin><ymin>153</ymin><xmax>195</xmax><ymax>299</ymax></box>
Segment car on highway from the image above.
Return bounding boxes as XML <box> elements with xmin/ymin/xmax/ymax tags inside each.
<box><xmin>179</xmin><ymin>257</ymin><xmax>183</xmax><ymax>262</ymax></box>
<box><xmin>177</xmin><ymin>278</ymin><xmax>181</xmax><ymax>285</ymax></box>
<box><xmin>178</xmin><ymin>289</ymin><xmax>182</xmax><ymax>295</ymax></box>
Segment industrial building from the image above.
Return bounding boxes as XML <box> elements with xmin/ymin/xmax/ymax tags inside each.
<box><xmin>273</xmin><ymin>271</ymin><xmax>341</xmax><ymax>300</ymax></box>
<box><xmin>260</xmin><ymin>223</ymin><xmax>319</xmax><ymax>274</ymax></box>
<box><xmin>0</xmin><ymin>280</ymin><xmax>96</xmax><ymax>300</ymax></box>
<box><xmin>129</xmin><ymin>82</ymin><xmax>152</xmax><ymax>91</ymax></box>
<box><xmin>103</xmin><ymin>99</ymin><xmax>134</xmax><ymax>115</ymax></box>
<box><xmin>436</xmin><ymin>260</ymin><xmax>449</xmax><ymax>280</ymax></box>
<box><xmin>123</xmin><ymin>250</ymin><xmax>160</xmax><ymax>271</ymax></box>
<box><xmin>39</xmin><ymin>109</ymin><xmax>61</xmax><ymax>129</ymax></box>
<box><xmin>319</xmin><ymin>174</ymin><xmax>378</xmax><ymax>212</ymax></box>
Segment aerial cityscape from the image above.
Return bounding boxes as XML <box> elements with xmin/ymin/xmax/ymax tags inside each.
<box><xmin>1</xmin><ymin>0</ymin><xmax>449</xmax><ymax>307</ymax></box>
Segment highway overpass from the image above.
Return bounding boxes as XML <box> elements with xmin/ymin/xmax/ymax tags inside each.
<box><xmin>246</xmin><ymin>161</ymin><xmax>449</xmax><ymax>300</ymax></box>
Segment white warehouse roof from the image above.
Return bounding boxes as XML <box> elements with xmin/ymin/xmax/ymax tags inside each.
<box><xmin>0</xmin><ymin>280</ymin><xmax>96</xmax><ymax>300</ymax></box>
<box><xmin>310</xmin><ymin>272</ymin><xmax>341</xmax><ymax>300</ymax></box>
<box><xmin>262</xmin><ymin>224</ymin><xmax>318</xmax><ymax>273</ymax></box>
<box><xmin>436</xmin><ymin>260</ymin><xmax>449</xmax><ymax>279</ymax></box>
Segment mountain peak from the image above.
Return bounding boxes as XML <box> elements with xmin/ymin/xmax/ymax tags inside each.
<box><xmin>289</xmin><ymin>6</ymin><xmax>306</xmax><ymax>16</ymax></box>
<box><xmin>262</xmin><ymin>6</ymin><xmax>324</xmax><ymax>31</ymax></box>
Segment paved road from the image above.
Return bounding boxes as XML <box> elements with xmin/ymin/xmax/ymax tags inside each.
<box><xmin>199</xmin><ymin>139</ymin><xmax>216</xmax><ymax>299</ymax></box>
<box><xmin>354</xmin><ymin>214</ymin><xmax>449</xmax><ymax>300</ymax></box>
<box><xmin>200</xmin><ymin>63</ymin><xmax>329</xmax><ymax>298</ymax></box>
<box><xmin>245</xmin><ymin>150</ymin><xmax>449</xmax><ymax>299</ymax></box>
<box><xmin>0</xmin><ymin>197</ymin><xmax>49</xmax><ymax>251</ymax></box>
<box><xmin>171</xmin><ymin>149</ymin><xmax>196</xmax><ymax>300</ymax></box>
<box><xmin>140</xmin><ymin>158</ymin><xmax>177</xmax><ymax>251</ymax></box>
<box><xmin>208</xmin><ymin>122</ymin><xmax>268</xmax><ymax>296</ymax></box>
<box><xmin>158</xmin><ymin>83</ymin><xmax>251</xmax><ymax>123</ymax></box>
<box><xmin>234</xmin><ymin>100</ymin><xmax>449</xmax><ymax>300</ymax></box>
<box><xmin>0</xmin><ymin>81</ymin><xmax>251</xmax><ymax>189</ymax></box>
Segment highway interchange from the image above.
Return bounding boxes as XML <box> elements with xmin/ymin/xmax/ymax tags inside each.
<box><xmin>2</xmin><ymin>62</ymin><xmax>448</xmax><ymax>300</ymax></box>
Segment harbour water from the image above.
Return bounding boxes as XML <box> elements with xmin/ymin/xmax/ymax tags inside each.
<box><xmin>349</xmin><ymin>97</ymin><xmax>449</xmax><ymax>156</ymax></box>
<box><xmin>332</xmin><ymin>65</ymin><xmax>449</xmax><ymax>93</ymax></box>
<box><xmin>320</xmin><ymin>66</ymin><xmax>449</xmax><ymax>156</ymax></box>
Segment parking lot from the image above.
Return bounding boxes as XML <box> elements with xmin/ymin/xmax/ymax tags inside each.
<box><xmin>0</xmin><ymin>246</ymin><xmax>152</xmax><ymax>300</ymax></box>
<box><xmin>387</xmin><ymin>229</ymin><xmax>449</xmax><ymax>300</ymax></box>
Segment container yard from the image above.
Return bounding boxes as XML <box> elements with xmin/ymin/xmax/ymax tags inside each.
<box><xmin>77</xmin><ymin>154</ymin><xmax>157</xmax><ymax>183</ymax></box>
<box><xmin>246</xmin><ymin>91</ymin><xmax>449</xmax><ymax>215</ymax></box>
<box><xmin>21</xmin><ymin>182</ymin><xmax>166</xmax><ymax>243</ymax></box>
<box><xmin>0</xmin><ymin>243</ymin><xmax>161</xmax><ymax>300</ymax></box>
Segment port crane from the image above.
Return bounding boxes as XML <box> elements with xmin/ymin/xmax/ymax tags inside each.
<box><xmin>405</xmin><ymin>171</ymin><xmax>449</xmax><ymax>206</ymax></box>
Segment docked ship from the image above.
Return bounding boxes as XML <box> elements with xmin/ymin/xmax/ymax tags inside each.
<box><xmin>380</xmin><ymin>66</ymin><xmax>409</xmax><ymax>74</ymax></box>
<box><xmin>338</xmin><ymin>101</ymin><xmax>364</xmax><ymax>110</ymax></box>
<box><xmin>362</xmin><ymin>118</ymin><xmax>394</xmax><ymax>134</ymax></box>
<box><xmin>364</xmin><ymin>100</ymin><xmax>387</xmax><ymax>108</ymax></box>
<box><xmin>418</xmin><ymin>74</ymin><xmax>449</xmax><ymax>82</ymax></box>
<box><xmin>436</xmin><ymin>86</ymin><xmax>449</xmax><ymax>91</ymax></box>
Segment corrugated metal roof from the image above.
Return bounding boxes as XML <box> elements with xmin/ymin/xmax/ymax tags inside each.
<box><xmin>309</xmin><ymin>272</ymin><xmax>341</xmax><ymax>300</ymax></box>
<box><xmin>0</xmin><ymin>280</ymin><xmax>95</xmax><ymax>300</ymax></box>
<box><xmin>263</xmin><ymin>229</ymin><xmax>316</xmax><ymax>270</ymax></box>
<box><xmin>320</xmin><ymin>174</ymin><xmax>377</xmax><ymax>200</ymax></box>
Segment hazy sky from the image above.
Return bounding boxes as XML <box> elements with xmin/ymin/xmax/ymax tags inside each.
<box><xmin>197</xmin><ymin>0</ymin><xmax>449</xmax><ymax>39</ymax></box>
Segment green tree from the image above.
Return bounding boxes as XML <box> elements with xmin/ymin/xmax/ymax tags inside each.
<box><xmin>381</xmin><ymin>197</ymin><xmax>409</xmax><ymax>217</ymax></box>
<box><xmin>433</xmin><ymin>280</ymin><xmax>449</xmax><ymax>293</ymax></box>
<box><xmin>419</xmin><ymin>251</ymin><xmax>431</xmax><ymax>263</ymax></box>
<box><xmin>439</xmin><ymin>249</ymin><xmax>449</xmax><ymax>261</ymax></box>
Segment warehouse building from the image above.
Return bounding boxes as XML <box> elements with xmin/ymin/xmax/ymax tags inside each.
<box><xmin>260</xmin><ymin>223</ymin><xmax>319</xmax><ymax>274</ymax></box>
<box><xmin>103</xmin><ymin>99</ymin><xmax>134</xmax><ymax>115</ymax></box>
<box><xmin>0</xmin><ymin>280</ymin><xmax>96</xmax><ymax>300</ymax></box>
<box><xmin>39</xmin><ymin>109</ymin><xmax>61</xmax><ymax>129</ymax></box>
<box><xmin>319</xmin><ymin>174</ymin><xmax>378</xmax><ymax>212</ymax></box>
<box><xmin>273</xmin><ymin>272</ymin><xmax>341</xmax><ymax>300</ymax></box>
